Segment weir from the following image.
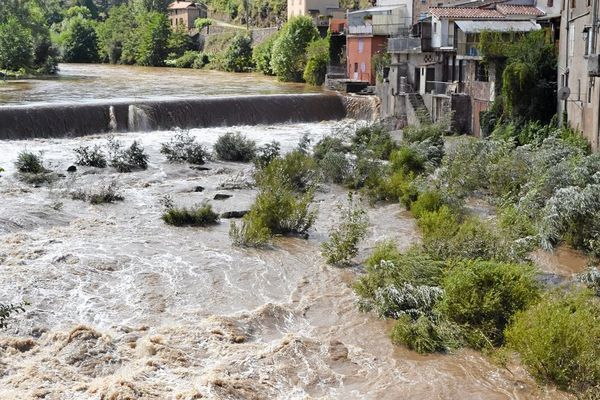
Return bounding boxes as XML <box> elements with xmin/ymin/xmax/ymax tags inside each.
<box><xmin>0</xmin><ymin>94</ymin><xmax>364</xmax><ymax>140</ymax></box>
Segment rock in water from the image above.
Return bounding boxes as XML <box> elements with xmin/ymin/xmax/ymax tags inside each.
<box><xmin>213</xmin><ymin>194</ymin><xmax>232</xmax><ymax>200</ymax></box>
<box><xmin>220</xmin><ymin>211</ymin><xmax>248</xmax><ymax>219</ymax></box>
<box><xmin>67</xmin><ymin>166</ymin><xmax>77</xmax><ymax>172</ymax></box>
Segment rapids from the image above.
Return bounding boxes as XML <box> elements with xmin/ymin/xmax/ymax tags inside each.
<box><xmin>0</xmin><ymin>122</ymin><xmax>569</xmax><ymax>399</ymax></box>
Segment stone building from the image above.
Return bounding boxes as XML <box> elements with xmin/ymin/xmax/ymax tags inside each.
<box><xmin>168</xmin><ymin>1</ymin><xmax>208</xmax><ymax>31</ymax></box>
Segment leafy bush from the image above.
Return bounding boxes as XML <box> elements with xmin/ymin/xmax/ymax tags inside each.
<box><xmin>0</xmin><ymin>17</ymin><xmax>34</xmax><ymax>71</ymax></box>
<box><xmin>253</xmin><ymin>141</ymin><xmax>280</xmax><ymax>169</ymax></box>
<box><xmin>221</xmin><ymin>33</ymin><xmax>253</xmax><ymax>72</ymax></box>
<box><xmin>252</xmin><ymin>32</ymin><xmax>278</xmax><ymax>75</ymax></box>
<box><xmin>213</xmin><ymin>132</ymin><xmax>257</xmax><ymax>162</ymax></box>
<box><xmin>319</xmin><ymin>151</ymin><xmax>351</xmax><ymax>184</ymax></box>
<box><xmin>303</xmin><ymin>37</ymin><xmax>329</xmax><ymax>86</ymax></box>
<box><xmin>73</xmin><ymin>144</ymin><xmax>107</xmax><ymax>168</ymax></box>
<box><xmin>578</xmin><ymin>267</ymin><xmax>600</xmax><ymax>296</ymax></box>
<box><xmin>351</xmin><ymin>124</ymin><xmax>397</xmax><ymax>160</ymax></box>
<box><xmin>321</xmin><ymin>193</ymin><xmax>368</xmax><ymax>265</ymax></box>
<box><xmin>313</xmin><ymin>135</ymin><xmax>349</xmax><ymax>161</ymax></box>
<box><xmin>409</xmin><ymin>190</ymin><xmax>445</xmax><ymax>219</ymax></box>
<box><xmin>255</xmin><ymin>150</ymin><xmax>319</xmax><ymax>193</ymax></box>
<box><xmin>0</xmin><ymin>302</ymin><xmax>27</xmax><ymax>329</ymax></box>
<box><xmin>166</xmin><ymin>50</ymin><xmax>208</xmax><ymax>68</ymax></box>
<box><xmin>505</xmin><ymin>290</ymin><xmax>600</xmax><ymax>392</ymax></box>
<box><xmin>72</xmin><ymin>181</ymin><xmax>124</xmax><ymax>204</ymax></box>
<box><xmin>108</xmin><ymin>138</ymin><xmax>149</xmax><ymax>172</ymax></box>
<box><xmin>270</xmin><ymin>16</ymin><xmax>319</xmax><ymax>81</ymax></box>
<box><xmin>162</xmin><ymin>202</ymin><xmax>220</xmax><ymax>227</ymax></box>
<box><xmin>390</xmin><ymin>146</ymin><xmax>425</xmax><ymax>175</ymax></box>
<box><xmin>371</xmin><ymin>171</ymin><xmax>417</xmax><ymax>205</ymax></box>
<box><xmin>391</xmin><ymin>314</ymin><xmax>461</xmax><ymax>354</ymax></box>
<box><xmin>15</xmin><ymin>151</ymin><xmax>47</xmax><ymax>174</ymax></box>
<box><xmin>160</xmin><ymin>131</ymin><xmax>208</xmax><ymax>165</ymax></box>
<box><xmin>438</xmin><ymin>260</ymin><xmax>539</xmax><ymax>348</ymax></box>
<box><xmin>229</xmin><ymin>218</ymin><xmax>271</xmax><ymax>247</ymax></box>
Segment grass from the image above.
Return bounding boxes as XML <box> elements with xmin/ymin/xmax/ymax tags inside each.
<box><xmin>162</xmin><ymin>202</ymin><xmax>220</xmax><ymax>227</ymax></box>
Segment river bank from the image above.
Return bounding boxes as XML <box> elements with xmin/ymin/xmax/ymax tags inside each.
<box><xmin>0</xmin><ymin>122</ymin><xmax>570</xmax><ymax>399</ymax></box>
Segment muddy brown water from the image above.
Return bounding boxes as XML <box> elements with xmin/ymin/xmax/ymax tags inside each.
<box><xmin>0</xmin><ymin>122</ymin><xmax>572</xmax><ymax>399</ymax></box>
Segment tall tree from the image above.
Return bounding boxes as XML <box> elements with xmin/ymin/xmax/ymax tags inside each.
<box><xmin>0</xmin><ymin>17</ymin><xmax>34</xmax><ymax>70</ymax></box>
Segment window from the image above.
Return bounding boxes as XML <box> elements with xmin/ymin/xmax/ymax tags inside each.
<box><xmin>358</xmin><ymin>39</ymin><xmax>364</xmax><ymax>54</ymax></box>
<box><xmin>584</xmin><ymin>27</ymin><xmax>591</xmax><ymax>55</ymax></box>
<box><xmin>434</xmin><ymin>22</ymin><xmax>437</xmax><ymax>33</ymax></box>
<box><xmin>361</xmin><ymin>62</ymin><xmax>366</xmax><ymax>73</ymax></box>
<box><xmin>354</xmin><ymin>63</ymin><xmax>358</xmax><ymax>72</ymax></box>
<box><xmin>547</xmin><ymin>0</ymin><xmax>553</xmax><ymax>6</ymax></box>
<box><xmin>571</xmin><ymin>0</ymin><xmax>575</xmax><ymax>8</ymax></box>
<box><xmin>475</xmin><ymin>61</ymin><xmax>488</xmax><ymax>82</ymax></box>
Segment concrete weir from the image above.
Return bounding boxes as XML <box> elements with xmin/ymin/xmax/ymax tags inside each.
<box><xmin>0</xmin><ymin>94</ymin><xmax>351</xmax><ymax>139</ymax></box>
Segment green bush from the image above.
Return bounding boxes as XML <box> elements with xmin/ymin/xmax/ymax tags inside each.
<box><xmin>319</xmin><ymin>151</ymin><xmax>351</xmax><ymax>184</ymax></box>
<box><xmin>135</xmin><ymin>11</ymin><xmax>170</xmax><ymax>66</ymax></box>
<box><xmin>391</xmin><ymin>314</ymin><xmax>461</xmax><ymax>354</ymax></box>
<box><xmin>221</xmin><ymin>33</ymin><xmax>253</xmax><ymax>72</ymax></box>
<box><xmin>313</xmin><ymin>135</ymin><xmax>349</xmax><ymax>161</ymax></box>
<box><xmin>229</xmin><ymin>218</ymin><xmax>271</xmax><ymax>247</ymax></box>
<box><xmin>303</xmin><ymin>37</ymin><xmax>329</xmax><ymax>86</ymax></box>
<box><xmin>255</xmin><ymin>150</ymin><xmax>319</xmax><ymax>193</ymax></box>
<box><xmin>213</xmin><ymin>132</ymin><xmax>257</xmax><ymax>162</ymax></box>
<box><xmin>270</xmin><ymin>16</ymin><xmax>319</xmax><ymax>81</ymax></box>
<box><xmin>15</xmin><ymin>151</ymin><xmax>47</xmax><ymax>174</ymax></box>
<box><xmin>162</xmin><ymin>202</ymin><xmax>220</xmax><ymax>227</ymax></box>
<box><xmin>505</xmin><ymin>290</ymin><xmax>600</xmax><ymax>392</ymax></box>
<box><xmin>108</xmin><ymin>138</ymin><xmax>149</xmax><ymax>172</ymax></box>
<box><xmin>72</xmin><ymin>181</ymin><xmax>124</xmax><ymax>204</ymax></box>
<box><xmin>438</xmin><ymin>260</ymin><xmax>539</xmax><ymax>348</ymax></box>
<box><xmin>390</xmin><ymin>146</ymin><xmax>425</xmax><ymax>175</ymax></box>
<box><xmin>372</xmin><ymin>171</ymin><xmax>417</xmax><ymax>205</ymax></box>
<box><xmin>252</xmin><ymin>32</ymin><xmax>278</xmax><ymax>75</ymax></box>
<box><xmin>0</xmin><ymin>302</ymin><xmax>27</xmax><ymax>329</ymax></box>
<box><xmin>160</xmin><ymin>131</ymin><xmax>208</xmax><ymax>165</ymax></box>
<box><xmin>410</xmin><ymin>190</ymin><xmax>445</xmax><ymax>219</ymax></box>
<box><xmin>73</xmin><ymin>144</ymin><xmax>107</xmax><ymax>168</ymax></box>
<box><xmin>578</xmin><ymin>267</ymin><xmax>600</xmax><ymax>296</ymax></box>
<box><xmin>351</xmin><ymin>124</ymin><xmax>397</xmax><ymax>160</ymax></box>
<box><xmin>0</xmin><ymin>17</ymin><xmax>34</xmax><ymax>71</ymax></box>
<box><xmin>253</xmin><ymin>141</ymin><xmax>280</xmax><ymax>169</ymax></box>
<box><xmin>321</xmin><ymin>193</ymin><xmax>368</xmax><ymax>265</ymax></box>
<box><xmin>166</xmin><ymin>50</ymin><xmax>208</xmax><ymax>68</ymax></box>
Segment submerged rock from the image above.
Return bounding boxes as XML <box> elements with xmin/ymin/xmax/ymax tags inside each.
<box><xmin>213</xmin><ymin>194</ymin><xmax>232</xmax><ymax>200</ymax></box>
<box><xmin>67</xmin><ymin>165</ymin><xmax>77</xmax><ymax>173</ymax></box>
<box><xmin>191</xmin><ymin>166</ymin><xmax>211</xmax><ymax>171</ymax></box>
<box><xmin>194</xmin><ymin>186</ymin><xmax>205</xmax><ymax>193</ymax></box>
<box><xmin>220</xmin><ymin>211</ymin><xmax>248</xmax><ymax>219</ymax></box>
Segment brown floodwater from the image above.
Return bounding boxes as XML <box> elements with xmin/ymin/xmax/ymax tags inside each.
<box><xmin>0</xmin><ymin>63</ymin><xmax>320</xmax><ymax>106</ymax></box>
<box><xmin>0</xmin><ymin>122</ymin><xmax>571</xmax><ymax>399</ymax></box>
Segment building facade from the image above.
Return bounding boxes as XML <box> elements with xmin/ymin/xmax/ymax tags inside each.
<box><xmin>168</xmin><ymin>1</ymin><xmax>208</xmax><ymax>30</ymax></box>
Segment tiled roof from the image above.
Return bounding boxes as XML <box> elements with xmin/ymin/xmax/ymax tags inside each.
<box><xmin>429</xmin><ymin>7</ymin><xmax>505</xmax><ymax>19</ymax></box>
<box><xmin>495</xmin><ymin>4</ymin><xmax>545</xmax><ymax>16</ymax></box>
<box><xmin>168</xmin><ymin>1</ymin><xmax>203</xmax><ymax>9</ymax></box>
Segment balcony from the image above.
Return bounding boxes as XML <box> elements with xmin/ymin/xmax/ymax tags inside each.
<box><xmin>457</xmin><ymin>42</ymin><xmax>481</xmax><ymax>58</ymax></box>
<box><xmin>388</xmin><ymin>36</ymin><xmax>421</xmax><ymax>53</ymax></box>
<box><xmin>348</xmin><ymin>24</ymin><xmax>373</xmax><ymax>35</ymax></box>
<box><xmin>425</xmin><ymin>81</ymin><xmax>455</xmax><ymax>95</ymax></box>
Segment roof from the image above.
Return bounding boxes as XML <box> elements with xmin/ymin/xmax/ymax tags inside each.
<box><xmin>429</xmin><ymin>7</ymin><xmax>504</xmax><ymax>19</ymax></box>
<box><xmin>495</xmin><ymin>4</ymin><xmax>545</xmax><ymax>16</ymax></box>
<box><xmin>168</xmin><ymin>1</ymin><xmax>205</xmax><ymax>10</ymax></box>
<box><xmin>455</xmin><ymin>19</ymin><xmax>542</xmax><ymax>32</ymax></box>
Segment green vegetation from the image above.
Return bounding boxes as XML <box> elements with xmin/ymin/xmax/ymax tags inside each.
<box><xmin>303</xmin><ymin>37</ymin><xmax>329</xmax><ymax>86</ymax></box>
<box><xmin>15</xmin><ymin>151</ymin><xmax>47</xmax><ymax>174</ymax></box>
<box><xmin>72</xmin><ymin>181</ymin><xmax>124</xmax><ymax>204</ymax></box>
<box><xmin>162</xmin><ymin>201</ymin><xmax>220</xmax><ymax>226</ymax></box>
<box><xmin>506</xmin><ymin>290</ymin><xmax>600</xmax><ymax>393</ymax></box>
<box><xmin>271</xmin><ymin>16</ymin><xmax>319</xmax><ymax>82</ymax></box>
<box><xmin>321</xmin><ymin>193</ymin><xmax>368</xmax><ymax>265</ymax></box>
<box><xmin>252</xmin><ymin>33</ymin><xmax>278</xmax><ymax>75</ymax></box>
<box><xmin>230</xmin><ymin>150</ymin><xmax>318</xmax><ymax>246</ymax></box>
<box><xmin>214</xmin><ymin>132</ymin><xmax>257</xmax><ymax>162</ymax></box>
<box><xmin>55</xmin><ymin>7</ymin><xmax>99</xmax><ymax>63</ymax></box>
<box><xmin>160</xmin><ymin>131</ymin><xmax>209</xmax><ymax>164</ymax></box>
<box><xmin>253</xmin><ymin>141</ymin><xmax>281</xmax><ymax>169</ymax></box>
<box><xmin>220</xmin><ymin>33</ymin><xmax>253</xmax><ymax>72</ymax></box>
<box><xmin>0</xmin><ymin>302</ymin><xmax>27</xmax><ymax>329</ymax></box>
<box><xmin>73</xmin><ymin>144</ymin><xmax>107</xmax><ymax>168</ymax></box>
<box><xmin>108</xmin><ymin>138</ymin><xmax>149</xmax><ymax>172</ymax></box>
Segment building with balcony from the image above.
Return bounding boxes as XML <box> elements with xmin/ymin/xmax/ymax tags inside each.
<box><xmin>346</xmin><ymin>5</ymin><xmax>411</xmax><ymax>84</ymax></box>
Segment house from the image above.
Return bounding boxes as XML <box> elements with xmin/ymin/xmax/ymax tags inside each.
<box><xmin>287</xmin><ymin>0</ymin><xmax>341</xmax><ymax>28</ymax></box>
<box><xmin>346</xmin><ymin>4</ymin><xmax>411</xmax><ymax>84</ymax></box>
<box><xmin>385</xmin><ymin>3</ymin><xmax>545</xmax><ymax>134</ymax></box>
<box><xmin>167</xmin><ymin>1</ymin><xmax>207</xmax><ymax>31</ymax></box>
<box><xmin>557</xmin><ymin>0</ymin><xmax>600</xmax><ymax>150</ymax></box>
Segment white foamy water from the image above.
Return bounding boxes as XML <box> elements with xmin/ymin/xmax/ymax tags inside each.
<box><xmin>0</xmin><ymin>122</ymin><xmax>568</xmax><ymax>399</ymax></box>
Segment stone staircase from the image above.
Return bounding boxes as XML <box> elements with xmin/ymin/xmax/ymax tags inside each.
<box><xmin>407</xmin><ymin>93</ymin><xmax>432</xmax><ymax>126</ymax></box>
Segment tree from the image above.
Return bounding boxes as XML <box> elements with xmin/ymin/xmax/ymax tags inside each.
<box><xmin>168</xmin><ymin>24</ymin><xmax>193</xmax><ymax>58</ymax></box>
<box><xmin>58</xmin><ymin>7</ymin><xmax>99</xmax><ymax>63</ymax></box>
<box><xmin>303</xmin><ymin>37</ymin><xmax>329</xmax><ymax>85</ymax></box>
<box><xmin>96</xmin><ymin>4</ymin><xmax>136</xmax><ymax>63</ymax></box>
<box><xmin>222</xmin><ymin>33</ymin><xmax>253</xmax><ymax>72</ymax></box>
<box><xmin>0</xmin><ymin>17</ymin><xmax>34</xmax><ymax>71</ymax></box>
<box><xmin>135</xmin><ymin>11</ymin><xmax>170</xmax><ymax>66</ymax></box>
<box><xmin>252</xmin><ymin>31</ymin><xmax>278</xmax><ymax>75</ymax></box>
<box><xmin>270</xmin><ymin>16</ymin><xmax>319</xmax><ymax>81</ymax></box>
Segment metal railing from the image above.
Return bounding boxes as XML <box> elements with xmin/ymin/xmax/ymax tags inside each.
<box><xmin>425</xmin><ymin>81</ymin><xmax>454</xmax><ymax>95</ymax></box>
<box><xmin>388</xmin><ymin>36</ymin><xmax>422</xmax><ymax>53</ymax></box>
<box><xmin>348</xmin><ymin>23</ymin><xmax>409</xmax><ymax>36</ymax></box>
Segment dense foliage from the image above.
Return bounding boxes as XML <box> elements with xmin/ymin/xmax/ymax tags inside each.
<box><xmin>271</xmin><ymin>16</ymin><xmax>319</xmax><ymax>82</ymax></box>
<box><xmin>213</xmin><ymin>132</ymin><xmax>257</xmax><ymax>162</ymax></box>
<box><xmin>303</xmin><ymin>37</ymin><xmax>329</xmax><ymax>86</ymax></box>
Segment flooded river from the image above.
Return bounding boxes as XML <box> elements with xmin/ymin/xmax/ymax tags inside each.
<box><xmin>0</xmin><ymin>64</ymin><xmax>320</xmax><ymax>106</ymax></box>
<box><xmin>0</xmin><ymin>120</ymin><xmax>569</xmax><ymax>399</ymax></box>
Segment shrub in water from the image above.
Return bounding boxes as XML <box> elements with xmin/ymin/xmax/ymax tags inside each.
<box><xmin>160</xmin><ymin>131</ymin><xmax>208</xmax><ymax>165</ymax></box>
<box><xmin>313</xmin><ymin>135</ymin><xmax>349</xmax><ymax>161</ymax></box>
<box><xmin>72</xmin><ymin>181</ymin><xmax>124</xmax><ymax>204</ymax></box>
<box><xmin>255</xmin><ymin>150</ymin><xmax>319</xmax><ymax>193</ymax></box>
<box><xmin>390</xmin><ymin>146</ymin><xmax>425</xmax><ymax>175</ymax></box>
<box><xmin>0</xmin><ymin>302</ymin><xmax>27</xmax><ymax>329</ymax></box>
<box><xmin>391</xmin><ymin>314</ymin><xmax>462</xmax><ymax>354</ymax></box>
<box><xmin>162</xmin><ymin>201</ymin><xmax>220</xmax><ymax>227</ymax></box>
<box><xmin>505</xmin><ymin>290</ymin><xmax>600</xmax><ymax>392</ymax></box>
<box><xmin>438</xmin><ymin>259</ymin><xmax>539</xmax><ymax>349</ymax></box>
<box><xmin>15</xmin><ymin>151</ymin><xmax>47</xmax><ymax>174</ymax></box>
<box><xmin>409</xmin><ymin>190</ymin><xmax>445</xmax><ymax>219</ymax></box>
<box><xmin>577</xmin><ymin>267</ymin><xmax>600</xmax><ymax>296</ymax></box>
<box><xmin>73</xmin><ymin>144</ymin><xmax>107</xmax><ymax>168</ymax></box>
<box><xmin>351</xmin><ymin>124</ymin><xmax>397</xmax><ymax>160</ymax></box>
<box><xmin>319</xmin><ymin>151</ymin><xmax>351</xmax><ymax>184</ymax></box>
<box><xmin>253</xmin><ymin>141</ymin><xmax>280</xmax><ymax>169</ymax></box>
<box><xmin>321</xmin><ymin>193</ymin><xmax>368</xmax><ymax>265</ymax></box>
<box><xmin>108</xmin><ymin>138</ymin><xmax>149</xmax><ymax>172</ymax></box>
<box><xmin>214</xmin><ymin>132</ymin><xmax>257</xmax><ymax>162</ymax></box>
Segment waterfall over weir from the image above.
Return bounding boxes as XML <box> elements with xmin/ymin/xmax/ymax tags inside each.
<box><xmin>0</xmin><ymin>94</ymin><xmax>365</xmax><ymax>140</ymax></box>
